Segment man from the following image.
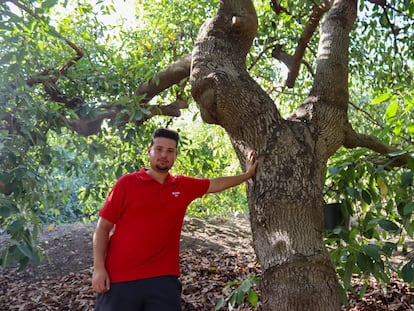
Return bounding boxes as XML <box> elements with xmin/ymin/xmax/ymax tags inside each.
<box><xmin>92</xmin><ymin>127</ymin><xmax>258</xmax><ymax>311</ymax></box>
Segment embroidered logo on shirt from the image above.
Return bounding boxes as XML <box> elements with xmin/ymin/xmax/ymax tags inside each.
<box><xmin>172</xmin><ymin>191</ymin><xmax>181</xmax><ymax>197</ymax></box>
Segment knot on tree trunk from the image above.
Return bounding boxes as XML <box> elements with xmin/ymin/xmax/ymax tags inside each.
<box><xmin>190</xmin><ymin>0</ymin><xmax>258</xmax><ymax>126</ymax></box>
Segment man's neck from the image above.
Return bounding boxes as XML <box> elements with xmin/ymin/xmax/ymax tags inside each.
<box><xmin>146</xmin><ymin>169</ymin><xmax>168</xmax><ymax>184</ymax></box>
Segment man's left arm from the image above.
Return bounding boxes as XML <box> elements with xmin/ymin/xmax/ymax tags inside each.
<box><xmin>207</xmin><ymin>151</ymin><xmax>258</xmax><ymax>194</ymax></box>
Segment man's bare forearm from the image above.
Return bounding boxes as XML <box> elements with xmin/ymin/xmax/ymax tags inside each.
<box><xmin>93</xmin><ymin>217</ymin><xmax>113</xmax><ymax>269</ymax></box>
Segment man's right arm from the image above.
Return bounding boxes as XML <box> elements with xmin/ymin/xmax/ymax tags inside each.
<box><xmin>207</xmin><ymin>150</ymin><xmax>258</xmax><ymax>194</ymax></box>
<box><xmin>92</xmin><ymin>217</ymin><xmax>114</xmax><ymax>293</ymax></box>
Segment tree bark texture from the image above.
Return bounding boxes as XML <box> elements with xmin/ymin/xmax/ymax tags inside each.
<box><xmin>190</xmin><ymin>0</ymin><xmax>357</xmax><ymax>310</ymax></box>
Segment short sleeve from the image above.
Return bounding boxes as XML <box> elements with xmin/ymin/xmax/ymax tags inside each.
<box><xmin>98</xmin><ymin>176</ymin><xmax>128</xmax><ymax>224</ymax></box>
<box><xmin>179</xmin><ymin>176</ymin><xmax>210</xmax><ymax>199</ymax></box>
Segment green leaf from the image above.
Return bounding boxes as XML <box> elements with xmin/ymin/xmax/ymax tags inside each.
<box><xmin>343</xmin><ymin>254</ymin><xmax>356</xmax><ymax>289</ymax></box>
<box><xmin>116</xmin><ymin>96</ymin><xmax>131</xmax><ymax>106</ymax></box>
<box><xmin>388</xmin><ymin>150</ymin><xmax>407</xmax><ymax>157</ymax></box>
<box><xmin>16</xmin><ymin>243</ymin><xmax>34</xmax><ymax>260</ymax></box>
<box><xmin>134</xmin><ymin>110</ymin><xmax>143</xmax><ymax>121</ymax></box>
<box><xmin>362</xmin><ymin>244</ymin><xmax>381</xmax><ymax>262</ymax></box>
<box><xmin>346</xmin><ymin>187</ymin><xmax>359</xmax><ymax>199</ymax></box>
<box><xmin>329</xmin><ymin>166</ymin><xmax>340</xmax><ymax>176</ymax></box>
<box><xmin>403</xmin><ymin>218</ymin><xmax>413</xmax><ymax>237</ymax></box>
<box><xmin>7</xmin><ymin>219</ymin><xmax>25</xmax><ymax>236</ymax></box>
<box><xmin>48</xmin><ymin>25</ymin><xmax>63</xmax><ymax>38</ymax></box>
<box><xmin>239</xmin><ymin>279</ymin><xmax>252</xmax><ymax>292</ymax></box>
<box><xmin>382</xmin><ymin>242</ymin><xmax>397</xmax><ymax>257</ymax></box>
<box><xmin>385</xmin><ymin>100</ymin><xmax>399</xmax><ymax>120</ymax></box>
<box><xmin>378</xmin><ymin>219</ymin><xmax>399</xmax><ymax>233</ymax></box>
<box><xmin>401</xmin><ymin>171</ymin><xmax>413</xmax><ymax>188</ymax></box>
<box><xmin>228</xmin><ymin>290</ymin><xmax>237</xmax><ymax>306</ymax></box>
<box><xmin>379</xmin><ymin>12</ymin><xmax>388</xmax><ymax>27</ymax></box>
<box><xmin>236</xmin><ymin>287</ymin><xmax>245</xmax><ymax>304</ymax></box>
<box><xmin>248</xmin><ymin>290</ymin><xmax>258</xmax><ymax>307</ymax></box>
<box><xmin>140</xmin><ymin>107</ymin><xmax>152</xmax><ymax>115</ymax></box>
<box><xmin>0</xmin><ymin>202</ymin><xmax>18</xmax><ymax>218</ymax></box>
<box><xmin>408</xmin><ymin>156</ymin><xmax>414</xmax><ymax>171</ymax></box>
<box><xmin>376</xmin><ymin>177</ymin><xmax>388</xmax><ymax>196</ymax></box>
<box><xmin>401</xmin><ymin>259</ymin><xmax>414</xmax><ymax>283</ymax></box>
<box><xmin>225</xmin><ymin>279</ymin><xmax>239</xmax><ymax>288</ymax></box>
<box><xmin>42</xmin><ymin>0</ymin><xmax>58</xmax><ymax>10</ymax></box>
<box><xmin>371</xmin><ymin>93</ymin><xmax>390</xmax><ymax>105</ymax></box>
<box><xmin>214</xmin><ymin>298</ymin><xmax>225</xmax><ymax>310</ymax></box>
<box><xmin>116</xmin><ymin>166</ymin><xmax>123</xmax><ymax>179</ymax></box>
<box><xmin>403</xmin><ymin>202</ymin><xmax>414</xmax><ymax>216</ymax></box>
<box><xmin>359</xmin><ymin>282</ymin><xmax>369</xmax><ymax>298</ymax></box>
<box><xmin>361</xmin><ymin>190</ymin><xmax>371</xmax><ymax>204</ymax></box>
<box><xmin>357</xmin><ymin>252</ymin><xmax>372</xmax><ymax>273</ymax></box>
<box><xmin>404</xmin><ymin>94</ymin><xmax>414</xmax><ymax>110</ymax></box>
<box><xmin>408</xmin><ymin>123</ymin><xmax>414</xmax><ymax>135</ymax></box>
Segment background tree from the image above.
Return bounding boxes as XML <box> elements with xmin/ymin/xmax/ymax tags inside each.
<box><xmin>0</xmin><ymin>0</ymin><xmax>413</xmax><ymax>309</ymax></box>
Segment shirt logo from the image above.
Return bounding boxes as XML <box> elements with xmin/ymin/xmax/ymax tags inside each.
<box><xmin>172</xmin><ymin>191</ymin><xmax>181</xmax><ymax>197</ymax></box>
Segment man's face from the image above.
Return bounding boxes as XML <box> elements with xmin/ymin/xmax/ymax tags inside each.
<box><xmin>148</xmin><ymin>137</ymin><xmax>178</xmax><ymax>172</ymax></box>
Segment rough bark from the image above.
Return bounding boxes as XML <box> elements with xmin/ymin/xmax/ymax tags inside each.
<box><xmin>190</xmin><ymin>0</ymin><xmax>359</xmax><ymax>310</ymax></box>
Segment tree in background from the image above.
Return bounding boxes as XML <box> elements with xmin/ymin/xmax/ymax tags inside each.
<box><xmin>0</xmin><ymin>0</ymin><xmax>413</xmax><ymax>309</ymax></box>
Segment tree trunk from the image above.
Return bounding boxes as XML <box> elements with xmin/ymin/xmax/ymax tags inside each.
<box><xmin>190</xmin><ymin>0</ymin><xmax>357</xmax><ymax>310</ymax></box>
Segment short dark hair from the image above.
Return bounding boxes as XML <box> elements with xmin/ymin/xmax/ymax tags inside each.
<box><xmin>150</xmin><ymin>128</ymin><xmax>179</xmax><ymax>147</ymax></box>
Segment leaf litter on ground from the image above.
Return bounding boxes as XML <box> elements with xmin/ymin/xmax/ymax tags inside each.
<box><xmin>0</xmin><ymin>216</ymin><xmax>413</xmax><ymax>310</ymax></box>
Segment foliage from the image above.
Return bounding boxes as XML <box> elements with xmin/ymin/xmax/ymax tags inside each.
<box><xmin>324</xmin><ymin>148</ymin><xmax>414</xmax><ymax>301</ymax></box>
<box><xmin>0</xmin><ymin>0</ymin><xmax>208</xmax><ymax>268</ymax></box>
<box><xmin>215</xmin><ymin>276</ymin><xmax>259</xmax><ymax>310</ymax></box>
<box><xmin>173</xmin><ymin>114</ymin><xmax>248</xmax><ymax>217</ymax></box>
<box><xmin>322</xmin><ymin>0</ymin><xmax>414</xmax><ymax>295</ymax></box>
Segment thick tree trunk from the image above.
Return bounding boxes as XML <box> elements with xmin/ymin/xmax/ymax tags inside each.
<box><xmin>190</xmin><ymin>0</ymin><xmax>356</xmax><ymax>310</ymax></box>
<box><xmin>245</xmin><ymin>122</ymin><xmax>341</xmax><ymax>311</ymax></box>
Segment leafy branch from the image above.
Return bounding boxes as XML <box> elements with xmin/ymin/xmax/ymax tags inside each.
<box><xmin>2</xmin><ymin>1</ymin><xmax>191</xmax><ymax>136</ymax></box>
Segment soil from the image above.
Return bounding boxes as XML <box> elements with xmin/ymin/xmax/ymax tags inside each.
<box><xmin>0</xmin><ymin>216</ymin><xmax>254</xmax><ymax>283</ymax></box>
<box><xmin>0</xmin><ymin>216</ymin><xmax>413</xmax><ymax>310</ymax></box>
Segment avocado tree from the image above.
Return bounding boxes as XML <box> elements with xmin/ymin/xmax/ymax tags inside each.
<box><xmin>190</xmin><ymin>0</ymin><xmax>354</xmax><ymax>309</ymax></box>
<box><xmin>1</xmin><ymin>0</ymin><xmax>413</xmax><ymax>310</ymax></box>
<box><xmin>191</xmin><ymin>1</ymin><xmax>411</xmax><ymax>309</ymax></box>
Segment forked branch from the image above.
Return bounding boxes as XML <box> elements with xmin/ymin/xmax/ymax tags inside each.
<box><xmin>272</xmin><ymin>1</ymin><xmax>331</xmax><ymax>88</ymax></box>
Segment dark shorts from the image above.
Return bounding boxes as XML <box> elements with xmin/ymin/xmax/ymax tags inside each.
<box><xmin>94</xmin><ymin>275</ymin><xmax>182</xmax><ymax>311</ymax></box>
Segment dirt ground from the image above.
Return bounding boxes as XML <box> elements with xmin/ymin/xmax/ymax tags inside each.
<box><xmin>0</xmin><ymin>216</ymin><xmax>261</xmax><ymax>310</ymax></box>
<box><xmin>0</xmin><ymin>216</ymin><xmax>254</xmax><ymax>283</ymax></box>
<box><xmin>1</xmin><ymin>216</ymin><xmax>413</xmax><ymax>310</ymax></box>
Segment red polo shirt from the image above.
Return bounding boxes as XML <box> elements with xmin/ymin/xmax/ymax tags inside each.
<box><xmin>99</xmin><ymin>169</ymin><xmax>209</xmax><ymax>283</ymax></box>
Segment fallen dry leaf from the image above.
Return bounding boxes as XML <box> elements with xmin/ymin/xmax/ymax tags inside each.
<box><xmin>0</xmin><ymin>217</ymin><xmax>413</xmax><ymax>310</ymax></box>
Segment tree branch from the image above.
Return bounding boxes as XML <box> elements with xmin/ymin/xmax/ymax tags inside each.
<box><xmin>134</xmin><ymin>99</ymin><xmax>189</xmax><ymax>127</ymax></box>
<box><xmin>7</xmin><ymin>0</ymin><xmax>83</xmax><ymax>75</ymax></box>
<box><xmin>134</xmin><ymin>54</ymin><xmax>191</xmax><ymax>102</ymax></box>
<box><xmin>12</xmin><ymin>0</ymin><xmax>84</xmax><ymax>107</ymax></box>
<box><xmin>270</xmin><ymin>0</ymin><xmax>291</xmax><ymax>15</ymax></box>
<box><xmin>12</xmin><ymin>0</ymin><xmax>192</xmax><ymax>136</ymax></box>
<box><xmin>8</xmin><ymin>1</ymin><xmax>194</xmax><ymax>137</ymax></box>
<box><xmin>344</xmin><ymin>124</ymin><xmax>409</xmax><ymax>168</ymax></box>
<box><xmin>272</xmin><ymin>1</ymin><xmax>331</xmax><ymax>88</ymax></box>
<box><xmin>367</xmin><ymin>0</ymin><xmax>386</xmax><ymax>7</ymax></box>
<box><xmin>45</xmin><ymin>54</ymin><xmax>192</xmax><ymax>136</ymax></box>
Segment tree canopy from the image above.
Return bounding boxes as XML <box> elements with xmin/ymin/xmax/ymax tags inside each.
<box><xmin>0</xmin><ymin>0</ymin><xmax>413</xmax><ymax>307</ymax></box>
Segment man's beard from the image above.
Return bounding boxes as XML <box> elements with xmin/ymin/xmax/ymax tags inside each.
<box><xmin>155</xmin><ymin>164</ymin><xmax>170</xmax><ymax>171</ymax></box>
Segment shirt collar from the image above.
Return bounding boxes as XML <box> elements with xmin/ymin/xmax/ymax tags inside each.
<box><xmin>137</xmin><ymin>168</ymin><xmax>176</xmax><ymax>184</ymax></box>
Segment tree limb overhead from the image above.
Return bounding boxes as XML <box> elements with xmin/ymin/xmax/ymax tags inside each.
<box><xmin>134</xmin><ymin>54</ymin><xmax>192</xmax><ymax>102</ymax></box>
<box><xmin>272</xmin><ymin>1</ymin><xmax>331</xmax><ymax>88</ymax></box>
